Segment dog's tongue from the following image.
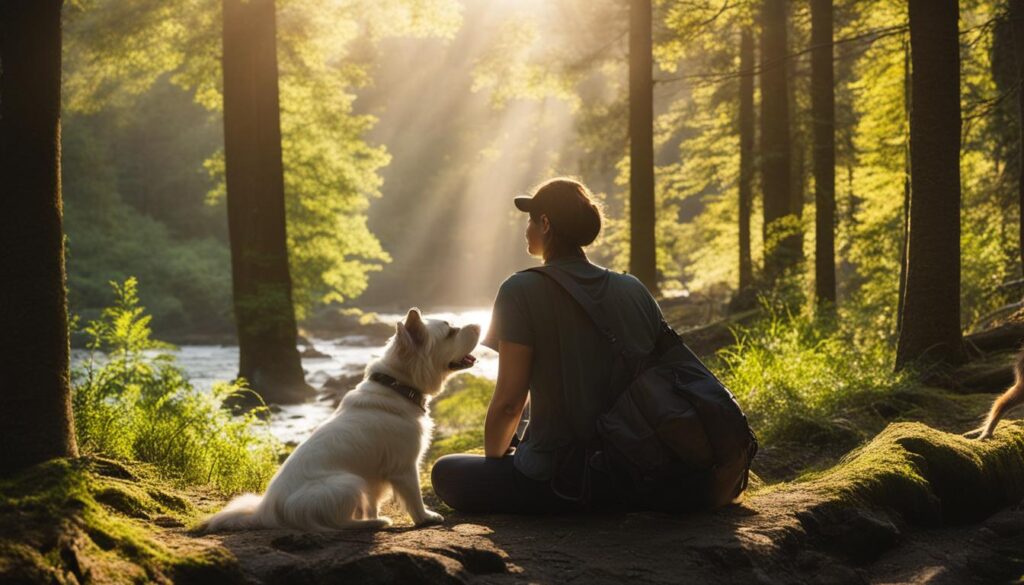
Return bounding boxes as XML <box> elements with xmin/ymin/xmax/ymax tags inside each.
<box><xmin>448</xmin><ymin>354</ymin><xmax>477</xmax><ymax>370</ymax></box>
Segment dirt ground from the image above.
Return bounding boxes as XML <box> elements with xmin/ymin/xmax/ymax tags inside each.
<box><xmin>185</xmin><ymin>481</ymin><xmax>1024</xmax><ymax>584</ymax></box>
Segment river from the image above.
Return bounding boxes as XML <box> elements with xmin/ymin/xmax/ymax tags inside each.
<box><xmin>72</xmin><ymin>309</ymin><xmax>496</xmax><ymax>445</ymax></box>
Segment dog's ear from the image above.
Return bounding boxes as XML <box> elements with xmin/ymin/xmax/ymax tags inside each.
<box><xmin>397</xmin><ymin>308</ymin><xmax>427</xmax><ymax>348</ymax></box>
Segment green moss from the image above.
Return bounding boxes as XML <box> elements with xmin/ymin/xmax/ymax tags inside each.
<box><xmin>146</xmin><ymin>489</ymin><xmax>193</xmax><ymax>514</ymax></box>
<box><xmin>0</xmin><ymin>457</ymin><xmax>242</xmax><ymax>584</ymax></box>
<box><xmin>786</xmin><ymin>421</ymin><xmax>1024</xmax><ymax>525</ymax></box>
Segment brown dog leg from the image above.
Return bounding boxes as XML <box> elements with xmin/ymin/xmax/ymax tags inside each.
<box><xmin>967</xmin><ymin>350</ymin><xmax>1024</xmax><ymax>440</ymax></box>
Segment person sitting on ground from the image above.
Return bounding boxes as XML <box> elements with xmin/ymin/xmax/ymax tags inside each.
<box><xmin>430</xmin><ymin>177</ymin><xmax>666</xmax><ymax>513</ymax></box>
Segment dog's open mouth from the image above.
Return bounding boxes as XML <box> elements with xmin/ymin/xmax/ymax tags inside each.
<box><xmin>448</xmin><ymin>354</ymin><xmax>477</xmax><ymax>371</ymax></box>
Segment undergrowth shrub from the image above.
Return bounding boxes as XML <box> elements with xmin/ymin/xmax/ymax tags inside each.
<box><xmin>714</xmin><ymin>299</ymin><xmax>917</xmax><ymax>444</ymax></box>
<box><xmin>72</xmin><ymin>278</ymin><xmax>279</xmax><ymax>493</ymax></box>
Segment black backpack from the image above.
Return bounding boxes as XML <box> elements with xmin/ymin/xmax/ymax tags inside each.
<box><xmin>525</xmin><ymin>265</ymin><xmax>758</xmax><ymax>512</ymax></box>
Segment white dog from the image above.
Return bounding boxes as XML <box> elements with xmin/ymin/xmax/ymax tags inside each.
<box><xmin>201</xmin><ymin>308</ymin><xmax>480</xmax><ymax>531</ymax></box>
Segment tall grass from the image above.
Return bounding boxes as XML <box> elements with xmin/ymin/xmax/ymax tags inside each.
<box><xmin>714</xmin><ymin>300</ymin><xmax>917</xmax><ymax>444</ymax></box>
<box><xmin>72</xmin><ymin>278</ymin><xmax>279</xmax><ymax>493</ymax></box>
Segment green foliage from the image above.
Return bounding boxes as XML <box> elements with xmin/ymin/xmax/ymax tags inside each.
<box><xmin>72</xmin><ymin>279</ymin><xmax>279</xmax><ymax>493</ymax></box>
<box><xmin>61</xmin><ymin>85</ymin><xmax>233</xmax><ymax>338</ymax></box>
<box><xmin>477</xmin><ymin>0</ymin><xmax>1021</xmax><ymax>343</ymax></box>
<box><xmin>64</xmin><ymin>194</ymin><xmax>233</xmax><ymax>338</ymax></box>
<box><xmin>958</xmin><ymin>3</ymin><xmax>1022</xmax><ymax>328</ymax></box>
<box><xmin>715</xmin><ymin>298</ymin><xmax>917</xmax><ymax>444</ymax></box>
<box><xmin>62</xmin><ymin>0</ymin><xmax>464</xmax><ymax>319</ymax></box>
<box><xmin>471</xmin><ymin>14</ymin><xmax>583</xmax><ymax>109</ymax></box>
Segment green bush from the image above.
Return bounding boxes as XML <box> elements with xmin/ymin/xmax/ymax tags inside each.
<box><xmin>72</xmin><ymin>278</ymin><xmax>279</xmax><ymax>493</ymax></box>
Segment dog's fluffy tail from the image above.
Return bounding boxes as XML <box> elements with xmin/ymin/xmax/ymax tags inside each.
<box><xmin>199</xmin><ymin>493</ymin><xmax>269</xmax><ymax>532</ymax></box>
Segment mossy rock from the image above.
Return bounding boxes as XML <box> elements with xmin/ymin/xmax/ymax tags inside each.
<box><xmin>797</xmin><ymin>422</ymin><xmax>1024</xmax><ymax>520</ymax></box>
<box><xmin>0</xmin><ymin>457</ymin><xmax>243</xmax><ymax>584</ymax></box>
<box><xmin>771</xmin><ymin>421</ymin><xmax>1024</xmax><ymax>563</ymax></box>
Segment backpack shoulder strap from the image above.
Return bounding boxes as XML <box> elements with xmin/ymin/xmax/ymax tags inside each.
<box><xmin>521</xmin><ymin>265</ymin><xmax>640</xmax><ymax>372</ymax></box>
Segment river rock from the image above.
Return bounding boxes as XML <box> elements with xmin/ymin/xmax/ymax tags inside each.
<box><xmin>299</xmin><ymin>346</ymin><xmax>330</xmax><ymax>359</ymax></box>
<box><xmin>301</xmin><ymin>307</ymin><xmax>395</xmax><ymax>342</ymax></box>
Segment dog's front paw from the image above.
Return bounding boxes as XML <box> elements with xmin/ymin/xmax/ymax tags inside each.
<box><xmin>414</xmin><ymin>510</ymin><xmax>444</xmax><ymax>527</ymax></box>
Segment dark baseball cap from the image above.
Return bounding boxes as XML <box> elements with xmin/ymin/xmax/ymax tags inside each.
<box><xmin>513</xmin><ymin>178</ymin><xmax>602</xmax><ymax>247</ymax></box>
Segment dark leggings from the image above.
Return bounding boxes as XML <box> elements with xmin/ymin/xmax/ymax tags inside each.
<box><xmin>430</xmin><ymin>454</ymin><xmax>578</xmax><ymax>514</ymax></box>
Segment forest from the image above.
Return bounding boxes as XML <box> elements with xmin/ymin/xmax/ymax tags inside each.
<box><xmin>4</xmin><ymin>0</ymin><xmax>1024</xmax><ymax>582</ymax></box>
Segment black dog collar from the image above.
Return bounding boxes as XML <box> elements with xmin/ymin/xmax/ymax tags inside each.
<box><xmin>369</xmin><ymin>372</ymin><xmax>427</xmax><ymax>412</ymax></box>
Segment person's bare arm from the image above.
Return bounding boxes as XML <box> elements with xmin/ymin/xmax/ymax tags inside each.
<box><xmin>484</xmin><ymin>340</ymin><xmax>532</xmax><ymax>458</ymax></box>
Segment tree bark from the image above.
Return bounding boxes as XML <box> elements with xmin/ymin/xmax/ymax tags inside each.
<box><xmin>0</xmin><ymin>0</ymin><xmax>79</xmax><ymax>473</ymax></box>
<box><xmin>811</xmin><ymin>0</ymin><xmax>836</xmax><ymax>309</ymax></box>
<box><xmin>896</xmin><ymin>0</ymin><xmax>966</xmax><ymax>370</ymax></box>
<box><xmin>1010</xmin><ymin>0</ymin><xmax>1024</xmax><ymax>277</ymax></box>
<box><xmin>897</xmin><ymin>36</ymin><xmax>911</xmax><ymax>334</ymax></box>
<box><xmin>222</xmin><ymin>0</ymin><xmax>312</xmax><ymax>403</ymax></box>
<box><xmin>739</xmin><ymin>28</ymin><xmax>756</xmax><ymax>293</ymax></box>
<box><xmin>629</xmin><ymin>0</ymin><xmax>658</xmax><ymax>294</ymax></box>
<box><xmin>759</xmin><ymin>0</ymin><xmax>797</xmax><ymax>286</ymax></box>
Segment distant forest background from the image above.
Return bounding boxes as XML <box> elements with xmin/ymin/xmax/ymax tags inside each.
<box><xmin>61</xmin><ymin>0</ymin><xmax>1022</xmax><ymax>343</ymax></box>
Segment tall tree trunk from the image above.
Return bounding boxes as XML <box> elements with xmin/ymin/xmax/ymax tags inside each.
<box><xmin>0</xmin><ymin>0</ymin><xmax>79</xmax><ymax>473</ymax></box>
<box><xmin>759</xmin><ymin>0</ymin><xmax>797</xmax><ymax>286</ymax></box>
<box><xmin>811</xmin><ymin>0</ymin><xmax>836</xmax><ymax>309</ymax></box>
<box><xmin>897</xmin><ymin>36</ymin><xmax>911</xmax><ymax>334</ymax></box>
<box><xmin>739</xmin><ymin>28</ymin><xmax>756</xmax><ymax>293</ymax></box>
<box><xmin>787</xmin><ymin>5</ymin><xmax>805</xmax><ymax>264</ymax></box>
<box><xmin>896</xmin><ymin>0</ymin><xmax>966</xmax><ymax>370</ymax></box>
<box><xmin>1010</xmin><ymin>0</ymin><xmax>1024</xmax><ymax>277</ymax></box>
<box><xmin>629</xmin><ymin>0</ymin><xmax>658</xmax><ymax>294</ymax></box>
<box><xmin>222</xmin><ymin>0</ymin><xmax>312</xmax><ymax>403</ymax></box>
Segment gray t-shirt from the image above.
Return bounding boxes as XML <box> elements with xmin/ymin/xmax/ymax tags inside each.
<box><xmin>481</xmin><ymin>255</ymin><xmax>664</xmax><ymax>481</ymax></box>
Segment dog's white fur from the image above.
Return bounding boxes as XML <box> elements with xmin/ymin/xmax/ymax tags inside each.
<box><xmin>200</xmin><ymin>308</ymin><xmax>480</xmax><ymax>531</ymax></box>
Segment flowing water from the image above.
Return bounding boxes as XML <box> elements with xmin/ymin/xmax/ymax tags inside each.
<box><xmin>72</xmin><ymin>309</ymin><xmax>496</xmax><ymax>445</ymax></box>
